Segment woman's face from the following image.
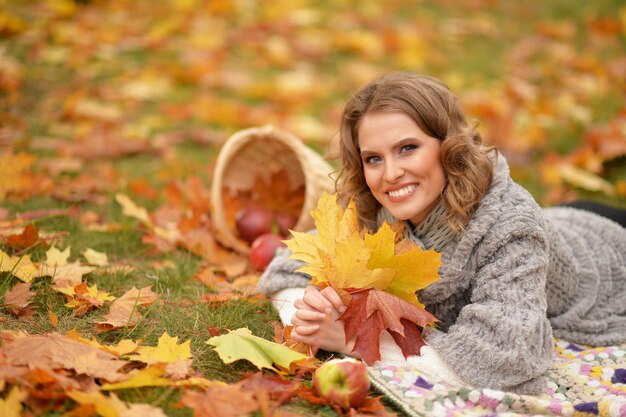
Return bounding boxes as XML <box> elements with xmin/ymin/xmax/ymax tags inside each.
<box><xmin>358</xmin><ymin>112</ymin><xmax>446</xmax><ymax>225</ymax></box>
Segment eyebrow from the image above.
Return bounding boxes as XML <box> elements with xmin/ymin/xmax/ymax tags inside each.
<box><xmin>360</xmin><ymin>137</ymin><xmax>417</xmax><ymax>156</ymax></box>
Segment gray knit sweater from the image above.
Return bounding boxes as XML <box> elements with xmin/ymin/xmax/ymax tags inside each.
<box><xmin>256</xmin><ymin>155</ymin><xmax>626</xmax><ymax>394</ymax></box>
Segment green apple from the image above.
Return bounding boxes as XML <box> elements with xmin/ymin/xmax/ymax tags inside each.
<box><xmin>312</xmin><ymin>357</ymin><xmax>370</xmax><ymax>409</ymax></box>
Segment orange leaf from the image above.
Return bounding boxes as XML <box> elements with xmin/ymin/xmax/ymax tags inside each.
<box><xmin>1</xmin><ymin>332</ymin><xmax>127</xmax><ymax>381</ymax></box>
<box><xmin>95</xmin><ymin>286</ymin><xmax>157</xmax><ymax>332</ymax></box>
<box><xmin>180</xmin><ymin>383</ymin><xmax>259</xmax><ymax>417</ymax></box>
<box><xmin>2</xmin><ymin>282</ymin><xmax>35</xmax><ymax>315</ymax></box>
<box><xmin>5</xmin><ymin>224</ymin><xmax>39</xmax><ymax>250</ymax></box>
<box><xmin>340</xmin><ymin>288</ymin><xmax>438</xmax><ymax>365</ymax></box>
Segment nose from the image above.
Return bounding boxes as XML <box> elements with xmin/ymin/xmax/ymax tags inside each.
<box><xmin>383</xmin><ymin>159</ymin><xmax>403</xmax><ymax>182</ymax></box>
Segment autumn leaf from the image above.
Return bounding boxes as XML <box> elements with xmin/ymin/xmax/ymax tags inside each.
<box><xmin>67</xmin><ymin>390</ymin><xmax>167</xmax><ymax>417</ymax></box>
<box><xmin>180</xmin><ymin>382</ymin><xmax>259</xmax><ymax>417</ymax></box>
<box><xmin>64</xmin><ymin>282</ymin><xmax>116</xmax><ymax>316</ymax></box>
<box><xmin>0</xmin><ymin>250</ymin><xmax>38</xmax><ymax>282</ymax></box>
<box><xmin>4</xmin><ymin>223</ymin><xmax>39</xmax><ymax>250</ymax></box>
<box><xmin>48</xmin><ymin>262</ymin><xmax>96</xmax><ymax>289</ymax></box>
<box><xmin>131</xmin><ymin>332</ymin><xmax>193</xmax><ymax>379</ymax></box>
<box><xmin>132</xmin><ymin>332</ymin><xmax>191</xmax><ymax>363</ymax></box>
<box><xmin>83</xmin><ymin>248</ymin><xmax>109</xmax><ymax>266</ymax></box>
<box><xmin>44</xmin><ymin>245</ymin><xmax>72</xmax><ymax>266</ymax></box>
<box><xmin>2</xmin><ymin>282</ymin><xmax>35</xmax><ymax>316</ymax></box>
<box><xmin>366</xmin><ymin>223</ymin><xmax>442</xmax><ymax>308</ymax></box>
<box><xmin>0</xmin><ymin>386</ymin><xmax>27</xmax><ymax>417</ymax></box>
<box><xmin>95</xmin><ymin>286</ymin><xmax>158</xmax><ymax>332</ymax></box>
<box><xmin>286</xmin><ymin>192</ymin><xmax>441</xmax><ymax>306</ymax></box>
<box><xmin>286</xmin><ymin>192</ymin><xmax>396</xmax><ymax>290</ymax></box>
<box><xmin>206</xmin><ymin>327</ymin><xmax>308</xmax><ymax>373</ymax></box>
<box><xmin>340</xmin><ymin>288</ymin><xmax>438</xmax><ymax>365</ymax></box>
<box><xmin>1</xmin><ymin>332</ymin><xmax>127</xmax><ymax>381</ymax></box>
<box><xmin>101</xmin><ymin>364</ymin><xmax>175</xmax><ymax>390</ymax></box>
<box><xmin>115</xmin><ymin>193</ymin><xmax>152</xmax><ymax>226</ymax></box>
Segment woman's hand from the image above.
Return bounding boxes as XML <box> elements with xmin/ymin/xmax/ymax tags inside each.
<box><xmin>290</xmin><ymin>286</ymin><xmax>356</xmax><ymax>355</ymax></box>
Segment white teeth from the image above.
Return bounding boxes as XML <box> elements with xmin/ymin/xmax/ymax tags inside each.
<box><xmin>388</xmin><ymin>185</ymin><xmax>416</xmax><ymax>198</ymax></box>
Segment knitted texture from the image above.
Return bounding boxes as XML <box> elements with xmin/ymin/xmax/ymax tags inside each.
<box><xmin>255</xmin><ymin>154</ymin><xmax>626</xmax><ymax>394</ymax></box>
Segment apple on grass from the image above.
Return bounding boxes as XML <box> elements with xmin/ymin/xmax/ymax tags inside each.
<box><xmin>313</xmin><ymin>357</ymin><xmax>371</xmax><ymax>410</ymax></box>
<box><xmin>249</xmin><ymin>233</ymin><xmax>286</xmax><ymax>271</ymax></box>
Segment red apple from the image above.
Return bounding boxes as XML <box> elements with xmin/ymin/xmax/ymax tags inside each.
<box><xmin>313</xmin><ymin>358</ymin><xmax>371</xmax><ymax>410</ymax></box>
<box><xmin>249</xmin><ymin>233</ymin><xmax>286</xmax><ymax>271</ymax></box>
<box><xmin>235</xmin><ymin>206</ymin><xmax>274</xmax><ymax>245</ymax></box>
<box><xmin>273</xmin><ymin>211</ymin><xmax>297</xmax><ymax>237</ymax></box>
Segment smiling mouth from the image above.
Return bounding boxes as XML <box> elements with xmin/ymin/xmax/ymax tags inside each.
<box><xmin>388</xmin><ymin>185</ymin><xmax>416</xmax><ymax>198</ymax></box>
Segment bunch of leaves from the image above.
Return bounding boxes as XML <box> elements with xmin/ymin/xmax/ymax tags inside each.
<box><xmin>286</xmin><ymin>192</ymin><xmax>441</xmax><ymax>364</ymax></box>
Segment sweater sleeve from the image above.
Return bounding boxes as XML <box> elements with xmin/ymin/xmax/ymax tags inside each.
<box><xmin>255</xmin><ymin>247</ymin><xmax>311</xmax><ymax>296</ymax></box>
<box><xmin>424</xmin><ymin>233</ymin><xmax>554</xmax><ymax>394</ymax></box>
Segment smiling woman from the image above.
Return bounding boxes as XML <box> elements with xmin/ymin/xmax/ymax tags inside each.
<box><xmin>256</xmin><ymin>71</ymin><xmax>626</xmax><ymax>395</ymax></box>
<box><xmin>357</xmin><ymin>112</ymin><xmax>446</xmax><ymax>226</ymax></box>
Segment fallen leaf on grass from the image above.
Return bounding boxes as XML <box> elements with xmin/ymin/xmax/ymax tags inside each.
<box><xmin>95</xmin><ymin>286</ymin><xmax>157</xmax><ymax>332</ymax></box>
<box><xmin>0</xmin><ymin>386</ymin><xmax>27</xmax><ymax>417</ymax></box>
<box><xmin>0</xmin><ymin>250</ymin><xmax>38</xmax><ymax>282</ymax></box>
<box><xmin>1</xmin><ymin>332</ymin><xmax>127</xmax><ymax>382</ymax></box>
<box><xmin>180</xmin><ymin>382</ymin><xmax>258</xmax><ymax>417</ymax></box>
<box><xmin>67</xmin><ymin>390</ymin><xmax>166</xmax><ymax>417</ymax></box>
<box><xmin>206</xmin><ymin>327</ymin><xmax>308</xmax><ymax>373</ymax></box>
<box><xmin>63</xmin><ymin>282</ymin><xmax>116</xmax><ymax>316</ymax></box>
<box><xmin>2</xmin><ymin>282</ymin><xmax>35</xmax><ymax>315</ymax></box>
<box><xmin>115</xmin><ymin>193</ymin><xmax>152</xmax><ymax>226</ymax></box>
<box><xmin>4</xmin><ymin>223</ymin><xmax>39</xmax><ymax>250</ymax></box>
<box><xmin>132</xmin><ymin>332</ymin><xmax>191</xmax><ymax>364</ymax></box>
<box><xmin>83</xmin><ymin>248</ymin><xmax>109</xmax><ymax>266</ymax></box>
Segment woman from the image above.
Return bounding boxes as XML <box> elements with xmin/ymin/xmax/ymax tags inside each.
<box><xmin>256</xmin><ymin>72</ymin><xmax>626</xmax><ymax>394</ymax></box>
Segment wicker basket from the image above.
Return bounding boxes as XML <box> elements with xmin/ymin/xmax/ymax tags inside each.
<box><xmin>211</xmin><ymin>125</ymin><xmax>336</xmax><ymax>253</ymax></box>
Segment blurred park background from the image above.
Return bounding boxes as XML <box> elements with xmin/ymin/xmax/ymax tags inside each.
<box><xmin>2</xmin><ymin>0</ymin><xmax>625</xmax><ymax>208</ymax></box>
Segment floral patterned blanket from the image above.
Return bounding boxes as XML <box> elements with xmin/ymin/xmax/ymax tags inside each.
<box><xmin>367</xmin><ymin>339</ymin><xmax>626</xmax><ymax>417</ymax></box>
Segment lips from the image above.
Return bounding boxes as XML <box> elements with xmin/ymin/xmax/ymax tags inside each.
<box><xmin>387</xmin><ymin>184</ymin><xmax>417</xmax><ymax>201</ymax></box>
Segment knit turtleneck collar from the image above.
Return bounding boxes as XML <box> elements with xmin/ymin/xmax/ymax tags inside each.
<box><xmin>376</xmin><ymin>200</ymin><xmax>456</xmax><ymax>253</ymax></box>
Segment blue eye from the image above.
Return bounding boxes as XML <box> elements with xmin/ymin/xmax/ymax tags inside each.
<box><xmin>364</xmin><ymin>155</ymin><xmax>382</xmax><ymax>164</ymax></box>
<box><xmin>401</xmin><ymin>144</ymin><xmax>417</xmax><ymax>153</ymax></box>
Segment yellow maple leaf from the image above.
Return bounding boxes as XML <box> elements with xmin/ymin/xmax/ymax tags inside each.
<box><xmin>115</xmin><ymin>193</ymin><xmax>152</xmax><ymax>226</ymax></box>
<box><xmin>83</xmin><ymin>248</ymin><xmax>109</xmax><ymax>266</ymax></box>
<box><xmin>366</xmin><ymin>223</ymin><xmax>441</xmax><ymax>307</ymax></box>
<box><xmin>44</xmin><ymin>245</ymin><xmax>71</xmax><ymax>266</ymax></box>
<box><xmin>66</xmin><ymin>390</ymin><xmax>167</xmax><ymax>417</ymax></box>
<box><xmin>206</xmin><ymin>327</ymin><xmax>307</xmax><ymax>373</ymax></box>
<box><xmin>0</xmin><ymin>386</ymin><xmax>26</xmax><ymax>417</ymax></box>
<box><xmin>132</xmin><ymin>333</ymin><xmax>191</xmax><ymax>364</ymax></box>
<box><xmin>101</xmin><ymin>364</ymin><xmax>173</xmax><ymax>390</ymax></box>
<box><xmin>47</xmin><ymin>262</ymin><xmax>96</xmax><ymax>288</ymax></box>
<box><xmin>64</xmin><ymin>283</ymin><xmax>116</xmax><ymax>314</ymax></box>
<box><xmin>0</xmin><ymin>250</ymin><xmax>38</xmax><ymax>282</ymax></box>
<box><xmin>286</xmin><ymin>192</ymin><xmax>441</xmax><ymax>306</ymax></box>
<box><xmin>286</xmin><ymin>192</ymin><xmax>395</xmax><ymax>289</ymax></box>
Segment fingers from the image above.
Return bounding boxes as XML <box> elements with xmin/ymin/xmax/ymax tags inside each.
<box><xmin>320</xmin><ymin>286</ymin><xmax>347</xmax><ymax>313</ymax></box>
<box><xmin>294</xmin><ymin>308</ymin><xmax>327</xmax><ymax>321</ymax></box>
<box><xmin>299</xmin><ymin>286</ymin><xmax>334</xmax><ymax>314</ymax></box>
<box><xmin>291</xmin><ymin>324</ymin><xmax>319</xmax><ymax>336</ymax></box>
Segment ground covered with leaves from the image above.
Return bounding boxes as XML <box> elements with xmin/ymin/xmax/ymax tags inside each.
<box><xmin>1</xmin><ymin>0</ymin><xmax>625</xmax><ymax>416</ymax></box>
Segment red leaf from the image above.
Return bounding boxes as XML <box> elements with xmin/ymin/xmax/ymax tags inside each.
<box><xmin>340</xmin><ymin>288</ymin><xmax>438</xmax><ymax>365</ymax></box>
<box><xmin>5</xmin><ymin>224</ymin><xmax>39</xmax><ymax>250</ymax></box>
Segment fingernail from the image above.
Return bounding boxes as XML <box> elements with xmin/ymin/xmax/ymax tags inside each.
<box><xmin>318</xmin><ymin>313</ymin><xmax>326</xmax><ymax>319</ymax></box>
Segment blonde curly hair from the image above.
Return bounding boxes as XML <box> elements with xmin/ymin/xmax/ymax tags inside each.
<box><xmin>335</xmin><ymin>72</ymin><xmax>495</xmax><ymax>232</ymax></box>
